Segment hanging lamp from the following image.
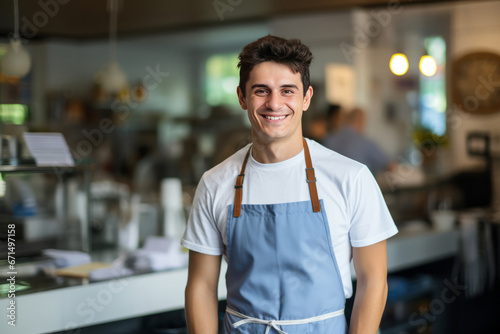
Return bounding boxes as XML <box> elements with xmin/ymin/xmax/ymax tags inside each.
<box><xmin>95</xmin><ymin>0</ymin><xmax>128</xmax><ymax>94</ymax></box>
<box><xmin>1</xmin><ymin>0</ymin><xmax>32</xmax><ymax>78</ymax></box>
<box><xmin>389</xmin><ymin>53</ymin><xmax>409</xmax><ymax>76</ymax></box>
<box><xmin>419</xmin><ymin>54</ymin><xmax>437</xmax><ymax>77</ymax></box>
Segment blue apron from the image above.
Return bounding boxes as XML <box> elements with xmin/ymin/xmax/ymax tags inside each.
<box><xmin>223</xmin><ymin>138</ymin><xmax>347</xmax><ymax>334</ymax></box>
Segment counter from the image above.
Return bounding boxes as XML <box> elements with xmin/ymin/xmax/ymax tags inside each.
<box><xmin>351</xmin><ymin>227</ymin><xmax>460</xmax><ymax>279</ymax></box>
<box><xmin>0</xmin><ymin>227</ymin><xmax>459</xmax><ymax>334</ymax></box>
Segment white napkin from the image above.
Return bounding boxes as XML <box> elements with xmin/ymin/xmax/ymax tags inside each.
<box><xmin>129</xmin><ymin>236</ymin><xmax>188</xmax><ymax>271</ymax></box>
<box><xmin>43</xmin><ymin>249</ymin><xmax>91</xmax><ymax>268</ymax></box>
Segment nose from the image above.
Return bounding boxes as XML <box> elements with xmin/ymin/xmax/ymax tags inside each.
<box><xmin>265</xmin><ymin>91</ymin><xmax>283</xmax><ymax>111</ymax></box>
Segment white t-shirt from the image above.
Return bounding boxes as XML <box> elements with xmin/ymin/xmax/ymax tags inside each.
<box><xmin>181</xmin><ymin>138</ymin><xmax>398</xmax><ymax>298</ymax></box>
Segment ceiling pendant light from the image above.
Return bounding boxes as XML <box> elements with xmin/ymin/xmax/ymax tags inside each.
<box><xmin>1</xmin><ymin>0</ymin><xmax>32</xmax><ymax>78</ymax></box>
<box><xmin>95</xmin><ymin>0</ymin><xmax>127</xmax><ymax>94</ymax></box>
<box><xmin>419</xmin><ymin>54</ymin><xmax>437</xmax><ymax>77</ymax></box>
<box><xmin>389</xmin><ymin>53</ymin><xmax>409</xmax><ymax>76</ymax></box>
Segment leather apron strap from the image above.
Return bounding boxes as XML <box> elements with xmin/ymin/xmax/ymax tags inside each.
<box><xmin>302</xmin><ymin>138</ymin><xmax>321</xmax><ymax>213</ymax></box>
<box><xmin>233</xmin><ymin>138</ymin><xmax>321</xmax><ymax>217</ymax></box>
<box><xmin>233</xmin><ymin>146</ymin><xmax>251</xmax><ymax>218</ymax></box>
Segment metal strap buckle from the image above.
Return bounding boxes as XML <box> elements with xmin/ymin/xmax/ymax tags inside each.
<box><xmin>235</xmin><ymin>174</ymin><xmax>245</xmax><ymax>188</ymax></box>
<box><xmin>305</xmin><ymin>167</ymin><xmax>316</xmax><ymax>183</ymax></box>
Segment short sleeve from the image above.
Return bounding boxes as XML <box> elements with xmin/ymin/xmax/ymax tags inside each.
<box><xmin>180</xmin><ymin>174</ymin><xmax>224</xmax><ymax>255</ymax></box>
<box><xmin>348</xmin><ymin>165</ymin><xmax>398</xmax><ymax>247</ymax></box>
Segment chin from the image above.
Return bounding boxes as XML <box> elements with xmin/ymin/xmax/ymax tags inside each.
<box><xmin>259</xmin><ymin>132</ymin><xmax>288</xmax><ymax>142</ymax></box>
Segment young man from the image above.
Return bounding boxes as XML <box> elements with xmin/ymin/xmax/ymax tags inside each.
<box><xmin>182</xmin><ymin>35</ymin><xmax>398</xmax><ymax>334</ymax></box>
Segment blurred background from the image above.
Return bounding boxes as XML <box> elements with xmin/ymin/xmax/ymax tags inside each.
<box><xmin>0</xmin><ymin>0</ymin><xmax>500</xmax><ymax>333</ymax></box>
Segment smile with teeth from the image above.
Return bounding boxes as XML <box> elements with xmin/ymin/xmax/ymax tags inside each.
<box><xmin>263</xmin><ymin>115</ymin><xmax>287</xmax><ymax>120</ymax></box>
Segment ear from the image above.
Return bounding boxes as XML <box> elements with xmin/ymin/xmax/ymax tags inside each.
<box><xmin>236</xmin><ymin>86</ymin><xmax>247</xmax><ymax>110</ymax></box>
<box><xmin>302</xmin><ymin>86</ymin><xmax>314</xmax><ymax>111</ymax></box>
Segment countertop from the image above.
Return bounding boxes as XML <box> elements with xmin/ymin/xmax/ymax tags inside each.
<box><xmin>0</xmin><ymin>227</ymin><xmax>459</xmax><ymax>334</ymax></box>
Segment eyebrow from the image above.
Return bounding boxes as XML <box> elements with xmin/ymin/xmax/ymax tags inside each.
<box><xmin>250</xmin><ymin>84</ymin><xmax>299</xmax><ymax>90</ymax></box>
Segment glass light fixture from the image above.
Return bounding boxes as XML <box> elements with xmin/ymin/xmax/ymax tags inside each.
<box><xmin>96</xmin><ymin>60</ymin><xmax>127</xmax><ymax>94</ymax></box>
<box><xmin>419</xmin><ymin>55</ymin><xmax>437</xmax><ymax>77</ymax></box>
<box><xmin>389</xmin><ymin>53</ymin><xmax>409</xmax><ymax>76</ymax></box>
<box><xmin>95</xmin><ymin>0</ymin><xmax>128</xmax><ymax>94</ymax></box>
<box><xmin>1</xmin><ymin>0</ymin><xmax>31</xmax><ymax>78</ymax></box>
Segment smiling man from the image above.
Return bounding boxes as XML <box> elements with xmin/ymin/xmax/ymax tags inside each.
<box><xmin>182</xmin><ymin>35</ymin><xmax>398</xmax><ymax>334</ymax></box>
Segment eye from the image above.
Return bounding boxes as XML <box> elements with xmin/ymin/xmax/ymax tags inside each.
<box><xmin>254</xmin><ymin>89</ymin><xmax>268</xmax><ymax>95</ymax></box>
<box><xmin>282</xmin><ymin>89</ymin><xmax>295</xmax><ymax>95</ymax></box>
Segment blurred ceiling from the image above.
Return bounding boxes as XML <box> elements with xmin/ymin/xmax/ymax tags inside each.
<box><xmin>0</xmin><ymin>0</ymin><xmax>473</xmax><ymax>40</ymax></box>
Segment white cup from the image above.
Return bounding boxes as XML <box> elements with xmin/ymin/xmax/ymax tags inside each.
<box><xmin>430</xmin><ymin>210</ymin><xmax>456</xmax><ymax>231</ymax></box>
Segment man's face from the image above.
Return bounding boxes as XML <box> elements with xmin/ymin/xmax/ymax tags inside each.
<box><xmin>237</xmin><ymin>61</ymin><xmax>313</xmax><ymax>144</ymax></box>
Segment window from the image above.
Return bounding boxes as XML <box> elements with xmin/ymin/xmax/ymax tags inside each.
<box><xmin>205</xmin><ymin>53</ymin><xmax>240</xmax><ymax>108</ymax></box>
<box><xmin>0</xmin><ymin>104</ymin><xmax>29</xmax><ymax>124</ymax></box>
<box><xmin>419</xmin><ymin>36</ymin><xmax>446</xmax><ymax>136</ymax></box>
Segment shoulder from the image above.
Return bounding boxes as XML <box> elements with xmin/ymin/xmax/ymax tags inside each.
<box><xmin>200</xmin><ymin>144</ymin><xmax>251</xmax><ymax>192</ymax></box>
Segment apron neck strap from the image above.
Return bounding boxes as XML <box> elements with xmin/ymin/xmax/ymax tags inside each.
<box><xmin>233</xmin><ymin>146</ymin><xmax>251</xmax><ymax>218</ymax></box>
<box><xmin>303</xmin><ymin>138</ymin><xmax>321</xmax><ymax>213</ymax></box>
<box><xmin>233</xmin><ymin>138</ymin><xmax>321</xmax><ymax>218</ymax></box>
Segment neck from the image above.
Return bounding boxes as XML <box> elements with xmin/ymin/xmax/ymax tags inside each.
<box><xmin>251</xmin><ymin>135</ymin><xmax>304</xmax><ymax>164</ymax></box>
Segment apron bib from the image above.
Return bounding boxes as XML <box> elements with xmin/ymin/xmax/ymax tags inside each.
<box><xmin>223</xmin><ymin>139</ymin><xmax>347</xmax><ymax>334</ymax></box>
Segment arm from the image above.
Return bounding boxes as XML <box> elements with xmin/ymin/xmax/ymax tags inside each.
<box><xmin>349</xmin><ymin>240</ymin><xmax>389</xmax><ymax>334</ymax></box>
<box><xmin>185</xmin><ymin>250</ymin><xmax>222</xmax><ymax>334</ymax></box>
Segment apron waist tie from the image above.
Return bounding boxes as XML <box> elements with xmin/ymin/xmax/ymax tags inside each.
<box><xmin>226</xmin><ymin>307</ymin><xmax>344</xmax><ymax>334</ymax></box>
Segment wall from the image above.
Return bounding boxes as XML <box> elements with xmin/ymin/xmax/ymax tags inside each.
<box><xmin>43</xmin><ymin>38</ymin><xmax>193</xmax><ymax>117</ymax></box>
<box><xmin>29</xmin><ymin>22</ymin><xmax>270</xmax><ymax>125</ymax></box>
<box><xmin>330</xmin><ymin>1</ymin><xmax>500</xmax><ymax>170</ymax></box>
<box><xmin>449</xmin><ymin>1</ymin><xmax>500</xmax><ymax>171</ymax></box>
<box><xmin>350</xmin><ymin>9</ymin><xmax>410</xmax><ymax>160</ymax></box>
<box><xmin>270</xmin><ymin>11</ymin><xmax>353</xmax><ymax>116</ymax></box>
<box><xmin>270</xmin><ymin>9</ymin><xmax>407</xmax><ymax>159</ymax></box>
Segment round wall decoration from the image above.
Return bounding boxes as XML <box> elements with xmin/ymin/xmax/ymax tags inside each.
<box><xmin>451</xmin><ymin>51</ymin><xmax>500</xmax><ymax>114</ymax></box>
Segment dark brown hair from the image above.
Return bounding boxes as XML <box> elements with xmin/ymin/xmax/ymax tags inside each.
<box><xmin>237</xmin><ymin>35</ymin><xmax>313</xmax><ymax>97</ymax></box>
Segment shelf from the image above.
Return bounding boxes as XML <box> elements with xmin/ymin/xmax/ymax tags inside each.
<box><xmin>0</xmin><ymin>158</ymin><xmax>94</xmax><ymax>253</ymax></box>
<box><xmin>0</xmin><ymin>159</ymin><xmax>94</xmax><ymax>173</ymax></box>
<box><xmin>0</xmin><ymin>157</ymin><xmax>36</xmax><ymax>166</ymax></box>
<box><xmin>386</xmin><ymin>277</ymin><xmax>434</xmax><ymax>304</ymax></box>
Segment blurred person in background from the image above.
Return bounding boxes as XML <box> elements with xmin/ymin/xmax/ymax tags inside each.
<box><xmin>303</xmin><ymin>112</ymin><xmax>328</xmax><ymax>142</ymax></box>
<box><xmin>326</xmin><ymin>103</ymin><xmax>346</xmax><ymax>134</ymax></box>
<box><xmin>323</xmin><ymin>107</ymin><xmax>395</xmax><ymax>176</ymax></box>
<box><xmin>302</xmin><ymin>104</ymin><xmax>344</xmax><ymax>147</ymax></box>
